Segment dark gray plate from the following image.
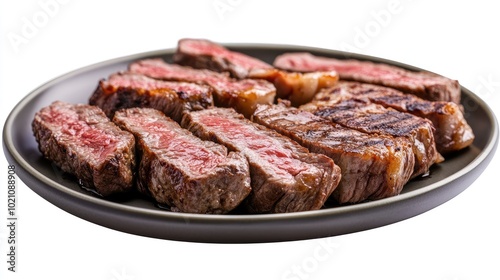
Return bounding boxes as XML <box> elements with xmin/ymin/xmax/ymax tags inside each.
<box><xmin>3</xmin><ymin>44</ymin><xmax>498</xmax><ymax>243</ymax></box>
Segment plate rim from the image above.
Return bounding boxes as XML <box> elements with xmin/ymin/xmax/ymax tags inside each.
<box><xmin>3</xmin><ymin>43</ymin><xmax>499</xmax><ymax>242</ymax></box>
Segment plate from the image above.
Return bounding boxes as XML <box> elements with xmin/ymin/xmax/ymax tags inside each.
<box><xmin>3</xmin><ymin>44</ymin><xmax>498</xmax><ymax>243</ymax></box>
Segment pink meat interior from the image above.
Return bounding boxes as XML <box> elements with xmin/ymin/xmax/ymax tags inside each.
<box><xmin>41</xmin><ymin>105</ymin><xmax>120</xmax><ymax>162</ymax></box>
<box><xmin>129</xmin><ymin>59</ymin><xmax>272</xmax><ymax>94</ymax></box>
<box><xmin>200</xmin><ymin>115</ymin><xmax>309</xmax><ymax>177</ymax></box>
<box><xmin>124</xmin><ymin>113</ymin><xmax>226</xmax><ymax>175</ymax></box>
<box><xmin>179</xmin><ymin>38</ymin><xmax>272</xmax><ymax>70</ymax></box>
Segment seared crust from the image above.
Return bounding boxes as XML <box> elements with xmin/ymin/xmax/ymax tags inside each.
<box><xmin>32</xmin><ymin>101</ymin><xmax>136</xmax><ymax>196</ymax></box>
<box><xmin>113</xmin><ymin>108</ymin><xmax>251</xmax><ymax>214</ymax></box>
<box><xmin>174</xmin><ymin>38</ymin><xmax>338</xmax><ymax>106</ymax></box>
<box><xmin>129</xmin><ymin>58</ymin><xmax>276</xmax><ymax>117</ymax></box>
<box><xmin>313</xmin><ymin>81</ymin><xmax>474</xmax><ymax>154</ymax></box>
<box><xmin>273</xmin><ymin>52</ymin><xmax>461</xmax><ymax>104</ymax></box>
<box><xmin>301</xmin><ymin>91</ymin><xmax>440</xmax><ymax>178</ymax></box>
<box><xmin>173</xmin><ymin>38</ymin><xmax>272</xmax><ymax>79</ymax></box>
<box><xmin>253</xmin><ymin>104</ymin><xmax>415</xmax><ymax>204</ymax></box>
<box><xmin>89</xmin><ymin>72</ymin><xmax>213</xmax><ymax>122</ymax></box>
<box><xmin>182</xmin><ymin>107</ymin><xmax>341</xmax><ymax>213</ymax></box>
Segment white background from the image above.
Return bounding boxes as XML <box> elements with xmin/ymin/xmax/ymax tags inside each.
<box><xmin>1</xmin><ymin>1</ymin><xmax>499</xmax><ymax>279</ymax></box>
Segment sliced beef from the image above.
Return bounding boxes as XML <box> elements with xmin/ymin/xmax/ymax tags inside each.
<box><xmin>253</xmin><ymin>104</ymin><xmax>415</xmax><ymax>204</ymax></box>
<box><xmin>173</xmin><ymin>38</ymin><xmax>273</xmax><ymax>79</ymax></box>
<box><xmin>32</xmin><ymin>101</ymin><xmax>135</xmax><ymax>197</ymax></box>
<box><xmin>173</xmin><ymin>38</ymin><xmax>338</xmax><ymax>106</ymax></box>
<box><xmin>273</xmin><ymin>52</ymin><xmax>461</xmax><ymax>104</ymax></box>
<box><xmin>128</xmin><ymin>58</ymin><xmax>275</xmax><ymax>117</ymax></box>
<box><xmin>301</xmin><ymin>91</ymin><xmax>440</xmax><ymax>178</ymax></box>
<box><xmin>113</xmin><ymin>108</ymin><xmax>251</xmax><ymax>214</ymax></box>
<box><xmin>311</xmin><ymin>81</ymin><xmax>474</xmax><ymax>154</ymax></box>
<box><xmin>181</xmin><ymin>107</ymin><xmax>341</xmax><ymax>213</ymax></box>
<box><xmin>89</xmin><ymin>72</ymin><xmax>213</xmax><ymax>122</ymax></box>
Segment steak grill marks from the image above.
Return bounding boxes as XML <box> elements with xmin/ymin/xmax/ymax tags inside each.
<box><xmin>312</xmin><ymin>81</ymin><xmax>474</xmax><ymax>154</ymax></box>
<box><xmin>301</xmin><ymin>91</ymin><xmax>440</xmax><ymax>178</ymax></box>
<box><xmin>33</xmin><ymin>40</ymin><xmax>474</xmax><ymax>213</ymax></box>
<box><xmin>182</xmin><ymin>107</ymin><xmax>341</xmax><ymax>213</ymax></box>
<box><xmin>253</xmin><ymin>104</ymin><xmax>415</xmax><ymax>204</ymax></box>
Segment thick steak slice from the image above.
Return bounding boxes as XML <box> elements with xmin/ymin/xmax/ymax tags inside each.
<box><xmin>301</xmin><ymin>91</ymin><xmax>440</xmax><ymax>178</ymax></box>
<box><xmin>181</xmin><ymin>108</ymin><xmax>341</xmax><ymax>213</ymax></box>
<box><xmin>32</xmin><ymin>101</ymin><xmax>135</xmax><ymax>197</ymax></box>
<box><xmin>129</xmin><ymin>58</ymin><xmax>275</xmax><ymax>117</ymax></box>
<box><xmin>312</xmin><ymin>81</ymin><xmax>474</xmax><ymax>154</ymax></box>
<box><xmin>113</xmin><ymin>108</ymin><xmax>251</xmax><ymax>214</ymax></box>
<box><xmin>173</xmin><ymin>38</ymin><xmax>272</xmax><ymax>79</ymax></box>
<box><xmin>273</xmin><ymin>52</ymin><xmax>461</xmax><ymax>104</ymax></box>
<box><xmin>173</xmin><ymin>38</ymin><xmax>338</xmax><ymax>106</ymax></box>
<box><xmin>253</xmin><ymin>104</ymin><xmax>415</xmax><ymax>204</ymax></box>
<box><xmin>89</xmin><ymin>72</ymin><xmax>213</xmax><ymax>122</ymax></box>
<box><xmin>113</xmin><ymin>108</ymin><xmax>250</xmax><ymax>214</ymax></box>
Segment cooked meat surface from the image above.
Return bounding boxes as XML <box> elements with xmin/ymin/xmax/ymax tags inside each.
<box><xmin>113</xmin><ymin>108</ymin><xmax>251</xmax><ymax>214</ymax></box>
<box><xmin>89</xmin><ymin>72</ymin><xmax>213</xmax><ymax>122</ymax></box>
<box><xmin>32</xmin><ymin>101</ymin><xmax>135</xmax><ymax>196</ymax></box>
<box><xmin>129</xmin><ymin>58</ymin><xmax>275</xmax><ymax>117</ymax></box>
<box><xmin>311</xmin><ymin>81</ymin><xmax>474</xmax><ymax>154</ymax></box>
<box><xmin>253</xmin><ymin>104</ymin><xmax>415</xmax><ymax>204</ymax></box>
<box><xmin>273</xmin><ymin>52</ymin><xmax>461</xmax><ymax>104</ymax></box>
<box><xmin>174</xmin><ymin>38</ymin><xmax>338</xmax><ymax>106</ymax></box>
<box><xmin>32</xmin><ymin>38</ymin><xmax>477</xmax><ymax>216</ymax></box>
<box><xmin>181</xmin><ymin>107</ymin><xmax>341</xmax><ymax>213</ymax></box>
<box><xmin>173</xmin><ymin>38</ymin><xmax>273</xmax><ymax>79</ymax></box>
<box><xmin>301</xmin><ymin>90</ymin><xmax>440</xmax><ymax>177</ymax></box>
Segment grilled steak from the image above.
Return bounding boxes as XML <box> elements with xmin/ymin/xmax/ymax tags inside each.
<box><xmin>129</xmin><ymin>58</ymin><xmax>275</xmax><ymax>117</ymax></box>
<box><xmin>173</xmin><ymin>38</ymin><xmax>338</xmax><ymax>106</ymax></box>
<box><xmin>253</xmin><ymin>104</ymin><xmax>415</xmax><ymax>204</ymax></box>
<box><xmin>89</xmin><ymin>72</ymin><xmax>213</xmax><ymax>122</ymax></box>
<box><xmin>273</xmin><ymin>52</ymin><xmax>461</xmax><ymax>104</ymax></box>
<box><xmin>311</xmin><ymin>81</ymin><xmax>474</xmax><ymax>154</ymax></box>
<box><xmin>32</xmin><ymin>101</ymin><xmax>135</xmax><ymax>196</ymax></box>
<box><xmin>173</xmin><ymin>38</ymin><xmax>272</xmax><ymax>79</ymax></box>
<box><xmin>113</xmin><ymin>108</ymin><xmax>251</xmax><ymax>214</ymax></box>
<box><xmin>301</xmin><ymin>91</ymin><xmax>440</xmax><ymax>178</ymax></box>
<box><xmin>181</xmin><ymin>107</ymin><xmax>341</xmax><ymax>213</ymax></box>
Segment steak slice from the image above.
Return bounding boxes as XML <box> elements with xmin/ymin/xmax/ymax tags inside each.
<box><xmin>173</xmin><ymin>38</ymin><xmax>273</xmax><ymax>79</ymax></box>
<box><xmin>129</xmin><ymin>58</ymin><xmax>275</xmax><ymax>117</ymax></box>
<box><xmin>32</xmin><ymin>101</ymin><xmax>135</xmax><ymax>197</ymax></box>
<box><xmin>253</xmin><ymin>104</ymin><xmax>415</xmax><ymax>204</ymax></box>
<box><xmin>301</xmin><ymin>91</ymin><xmax>440</xmax><ymax>178</ymax></box>
<box><xmin>273</xmin><ymin>52</ymin><xmax>461</xmax><ymax>104</ymax></box>
<box><xmin>89</xmin><ymin>72</ymin><xmax>213</xmax><ymax>122</ymax></box>
<box><xmin>181</xmin><ymin>107</ymin><xmax>341</xmax><ymax>213</ymax></box>
<box><xmin>113</xmin><ymin>108</ymin><xmax>251</xmax><ymax>214</ymax></box>
<box><xmin>311</xmin><ymin>81</ymin><xmax>474</xmax><ymax>154</ymax></box>
<box><xmin>173</xmin><ymin>38</ymin><xmax>338</xmax><ymax>106</ymax></box>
